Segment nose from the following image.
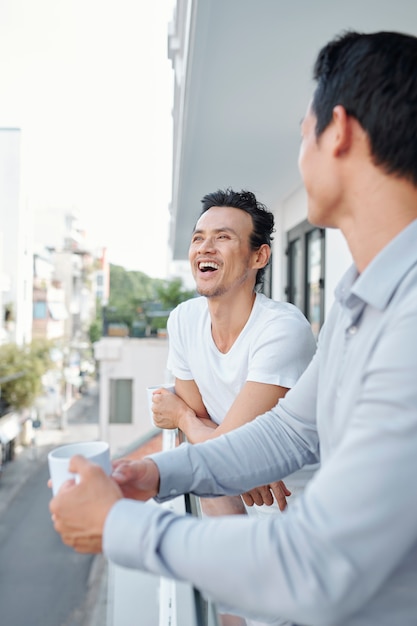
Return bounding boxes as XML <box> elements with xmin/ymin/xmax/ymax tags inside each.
<box><xmin>196</xmin><ymin>236</ymin><xmax>216</xmax><ymax>253</ymax></box>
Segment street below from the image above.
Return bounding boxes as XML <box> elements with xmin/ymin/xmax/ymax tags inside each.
<box><xmin>0</xmin><ymin>386</ymin><xmax>102</xmax><ymax>626</ymax></box>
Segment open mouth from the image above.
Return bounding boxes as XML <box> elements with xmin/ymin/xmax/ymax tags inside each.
<box><xmin>198</xmin><ymin>261</ymin><xmax>219</xmax><ymax>273</ymax></box>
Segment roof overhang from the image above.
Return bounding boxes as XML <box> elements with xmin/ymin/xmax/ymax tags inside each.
<box><xmin>168</xmin><ymin>0</ymin><xmax>417</xmax><ymax>260</ymax></box>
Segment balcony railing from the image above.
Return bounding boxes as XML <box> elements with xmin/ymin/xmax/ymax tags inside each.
<box><xmin>108</xmin><ymin>428</ymin><xmax>220</xmax><ymax>626</ymax></box>
<box><xmin>158</xmin><ymin>429</ymin><xmax>220</xmax><ymax>626</ymax></box>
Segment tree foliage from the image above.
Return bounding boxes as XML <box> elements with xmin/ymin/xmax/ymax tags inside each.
<box><xmin>154</xmin><ymin>277</ymin><xmax>196</xmax><ymax>310</ymax></box>
<box><xmin>0</xmin><ymin>339</ymin><xmax>54</xmax><ymax>412</ymax></box>
<box><xmin>88</xmin><ymin>314</ymin><xmax>103</xmax><ymax>344</ymax></box>
<box><xmin>108</xmin><ymin>264</ymin><xmax>161</xmax><ymax>309</ymax></box>
<box><xmin>99</xmin><ymin>265</ymin><xmax>196</xmax><ymax>336</ymax></box>
<box><xmin>108</xmin><ymin>265</ymin><xmax>195</xmax><ymax>310</ymax></box>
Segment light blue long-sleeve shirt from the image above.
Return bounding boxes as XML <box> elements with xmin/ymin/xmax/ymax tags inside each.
<box><xmin>104</xmin><ymin>219</ymin><xmax>417</xmax><ymax>625</ymax></box>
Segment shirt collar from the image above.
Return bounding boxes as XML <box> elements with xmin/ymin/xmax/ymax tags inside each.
<box><xmin>336</xmin><ymin>218</ymin><xmax>417</xmax><ymax>316</ymax></box>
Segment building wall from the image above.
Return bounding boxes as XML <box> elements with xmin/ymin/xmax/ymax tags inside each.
<box><xmin>94</xmin><ymin>337</ymin><xmax>170</xmax><ymax>457</ymax></box>
<box><xmin>32</xmin><ymin>284</ymin><xmax>67</xmax><ymax>341</ymax></box>
<box><xmin>0</xmin><ymin>128</ymin><xmax>33</xmax><ymax>345</ymax></box>
<box><xmin>324</xmin><ymin>229</ymin><xmax>352</xmax><ymax>315</ymax></box>
<box><xmin>167</xmin><ymin>1</ymin><xmax>414</xmax><ymax>327</ymax></box>
<box><xmin>279</xmin><ymin>185</ymin><xmax>353</xmax><ymax>318</ymax></box>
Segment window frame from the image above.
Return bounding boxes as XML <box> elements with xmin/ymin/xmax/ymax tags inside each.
<box><xmin>286</xmin><ymin>220</ymin><xmax>325</xmax><ymax>337</ymax></box>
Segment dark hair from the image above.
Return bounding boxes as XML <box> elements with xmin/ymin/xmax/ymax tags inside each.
<box><xmin>199</xmin><ymin>188</ymin><xmax>275</xmax><ymax>287</ymax></box>
<box><xmin>312</xmin><ymin>30</ymin><xmax>417</xmax><ymax>185</ymax></box>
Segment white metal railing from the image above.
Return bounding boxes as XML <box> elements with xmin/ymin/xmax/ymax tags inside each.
<box><xmin>108</xmin><ymin>428</ymin><xmax>220</xmax><ymax>626</ymax></box>
<box><xmin>159</xmin><ymin>428</ymin><xmax>220</xmax><ymax>626</ymax></box>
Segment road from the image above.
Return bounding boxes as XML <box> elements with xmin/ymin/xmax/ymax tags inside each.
<box><xmin>0</xmin><ymin>386</ymin><xmax>103</xmax><ymax>626</ymax></box>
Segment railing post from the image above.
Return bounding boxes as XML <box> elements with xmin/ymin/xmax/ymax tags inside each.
<box><xmin>157</xmin><ymin>428</ymin><xmax>220</xmax><ymax>626</ymax></box>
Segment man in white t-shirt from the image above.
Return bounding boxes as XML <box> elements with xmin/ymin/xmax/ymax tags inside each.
<box><xmin>152</xmin><ymin>189</ymin><xmax>317</xmax><ymax>626</ymax></box>
<box><xmin>151</xmin><ymin>189</ymin><xmax>317</xmax><ymax>517</ymax></box>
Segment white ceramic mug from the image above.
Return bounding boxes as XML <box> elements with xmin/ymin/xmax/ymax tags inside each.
<box><xmin>146</xmin><ymin>383</ymin><xmax>175</xmax><ymax>425</ymax></box>
<box><xmin>48</xmin><ymin>440</ymin><xmax>111</xmax><ymax>496</ymax></box>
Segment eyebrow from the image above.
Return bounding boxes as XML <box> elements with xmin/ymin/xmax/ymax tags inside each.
<box><xmin>192</xmin><ymin>226</ymin><xmax>238</xmax><ymax>236</ymax></box>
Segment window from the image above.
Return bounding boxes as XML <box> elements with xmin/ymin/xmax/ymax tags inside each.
<box><xmin>286</xmin><ymin>221</ymin><xmax>325</xmax><ymax>338</ymax></box>
<box><xmin>33</xmin><ymin>301</ymin><xmax>47</xmax><ymax>319</ymax></box>
<box><xmin>109</xmin><ymin>379</ymin><xmax>133</xmax><ymax>424</ymax></box>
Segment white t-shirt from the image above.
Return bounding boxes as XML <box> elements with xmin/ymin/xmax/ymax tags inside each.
<box><xmin>167</xmin><ymin>292</ymin><xmax>317</xmax><ymax>424</ymax></box>
<box><xmin>167</xmin><ymin>292</ymin><xmax>318</xmax><ymax>498</ymax></box>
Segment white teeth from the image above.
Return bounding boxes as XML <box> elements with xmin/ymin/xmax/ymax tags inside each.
<box><xmin>198</xmin><ymin>261</ymin><xmax>219</xmax><ymax>270</ymax></box>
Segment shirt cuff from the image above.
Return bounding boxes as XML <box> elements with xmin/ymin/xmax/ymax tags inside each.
<box><xmin>149</xmin><ymin>444</ymin><xmax>195</xmax><ymax>502</ymax></box>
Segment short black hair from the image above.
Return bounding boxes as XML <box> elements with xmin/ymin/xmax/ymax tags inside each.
<box><xmin>199</xmin><ymin>188</ymin><xmax>275</xmax><ymax>287</ymax></box>
<box><xmin>312</xmin><ymin>30</ymin><xmax>417</xmax><ymax>185</ymax></box>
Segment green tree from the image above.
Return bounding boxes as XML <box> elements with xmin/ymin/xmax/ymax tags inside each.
<box><xmin>95</xmin><ymin>266</ymin><xmax>196</xmax><ymax>337</ymax></box>
<box><xmin>108</xmin><ymin>264</ymin><xmax>159</xmax><ymax>309</ymax></box>
<box><xmin>88</xmin><ymin>318</ymin><xmax>102</xmax><ymax>344</ymax></box>
<box><xmin>154</xmin><ymin>277</ymin><xmax>196</xmax><ymax>309</ymax></box>
<box><xmin>0</xmin><ymin>340</ymin><xmax>54</xmax><ymax>412</ymax></box>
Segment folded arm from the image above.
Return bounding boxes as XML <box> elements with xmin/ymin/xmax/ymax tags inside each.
<box><xmin>152</xmin><ymin>377</ymin><xmax>291</xmax><ymax>509</ymax></box>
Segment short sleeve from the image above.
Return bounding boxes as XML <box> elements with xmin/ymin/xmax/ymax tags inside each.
<box><xmin>166</xmin><ymin>304</ymin><xmax>194</xmax><ymax>380</ymax></box>
<box><xmin>247</xmin><ymin>313</ymin><xmax>317</xmax><ymax>389</ymax></box>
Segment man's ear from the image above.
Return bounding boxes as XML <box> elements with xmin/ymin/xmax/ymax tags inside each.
<box><xmin>253</xmin><ymin>244</ymin><xmax>271</xmax><ymax>269</ymax></box>
<box><xmin>331</xmin><ymin>105</ymin><xmax>352</xmax><ymax>157</ymax></box>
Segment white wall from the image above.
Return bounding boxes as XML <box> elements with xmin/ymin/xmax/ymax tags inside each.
<box><xmin>94</xmin><ymin>337</ymin><xmax>170</xmax><ymax>457</ymax></box>
<box><xmin>271</xmin><ymin>186</ymin><xmax>309</xmax><ymax>300</ymax></box>
<box><xmin>276</xmin><ymin>184</ymin><xmax>353</xmax><ymax>318</ymax></box>
<box><xmin>281</xmin><ymin>186</ymin><xmax>309</xmax><ymax>232</ymax></box>
<box><xmin>0</xmin><ymin>128</ymin><xmax>33</xmax><ymax>345</ymax></box>
<box><xmin>324</xmin><ymin>229</ymin><xmax>352</xmax><ymax>315</ymax></box>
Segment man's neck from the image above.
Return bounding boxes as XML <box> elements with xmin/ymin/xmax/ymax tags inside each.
<box><xmin>339</xmin><ymin>170</ymin><xmax>417</xmax><ymax>273</ymax></box>
<box><xmin>207</xmin><ymin>290</ymin><xmax>257</xmax><ymax>354</ymax></box>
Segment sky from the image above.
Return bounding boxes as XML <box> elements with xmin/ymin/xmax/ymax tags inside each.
<box><xmin>0</xmin><ymin>0</ymin><xmax>175</xmax><ymax>278</ymax></box>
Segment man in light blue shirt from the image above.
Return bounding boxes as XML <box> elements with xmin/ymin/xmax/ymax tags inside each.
<box><xmin>50</xmin><ymin>30</ymin><xmax>417</xmax><ymax>625</ymax></box>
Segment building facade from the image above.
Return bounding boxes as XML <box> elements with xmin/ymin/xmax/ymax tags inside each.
<box><xmin>0</xmin><ymin>128</ymin><xmax>33</xmax><ymax>346</ymax></box>
<box><xmin>166</xmin><ymin>0</ymin><xmax>417</xmax><ymax>336</ymax></box>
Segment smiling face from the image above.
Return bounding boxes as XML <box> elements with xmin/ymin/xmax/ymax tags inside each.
<box><xmin>189</xmin><ymin>205</ymin><xmax>261</xmax><ymax>298</ymax></box>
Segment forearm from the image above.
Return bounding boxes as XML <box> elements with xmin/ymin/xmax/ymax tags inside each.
<box><xmin>154</xmin><ymin>361</ymin><xmax>320</xmax><ymax>502</ymax></box>
<box><xmin>178</xmin><ymin>409</ymin><xmax>218</xmax><ymax>444</ymax></box>
<box><xmin>200</xmin><ymin>495</ymin><xmax>247</xmax><ymax>516</ymax></box>
<box><xmin>151</xmin><ymin>404</ymin><xmax>317</xmax><ymax>503</ymax></box>
<box><xmin>178</xmin><ymin>411</ymin><xmax>249</xmax><ymax>515</ymax></box>
<box><xmin>102</xmin><ymin>491</ymin><xmax>356</xmax><ymax>624</ymax></box>
<box><xmin>104</xmin><ymin>407</ymin><xmax>417</xmax><ymax>624</ymax></box>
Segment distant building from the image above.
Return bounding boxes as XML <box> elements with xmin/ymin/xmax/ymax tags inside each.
<box><xmin>32</xmin><ymin>248</ymin><xmax>68</xmax><ymax>341</ymax></box>
<box><xmin>94</xmin><ymin>336</ymin><xmax>170</xmax><ymax>455</ymax></box>
<box><xmin>0</xmin><ymin>128</ymin><xmax>34</xmax><ymax>460</ymax></box>
<box><xmin>34</xmin><ymin>208</ymin><xmax>106</xmax><ymax>346</ymax></box>
<box><xmin>94</xmin><ymin>246</ymin><xmax>110</xmax><ymax>307</ymax></box>
<box><xmin>0</xmin><ymin>128</ymin><xmax>33</xmax><ymax>346</ymax></box>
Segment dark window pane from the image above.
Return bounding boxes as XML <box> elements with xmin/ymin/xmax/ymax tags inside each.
<box><xmin>288</xmin><ymin>238</ymin><xmax>303</xmax><ymax>310</ymax></box>
<box><xmin>109</xmin><ymin>379</ymin><xmax>133</xmax><ymax>424</ymax></box>
<box><xmin>287</xmin><ymin>221</ymin><xmax>325</xmax><ymax>337</ymax></box>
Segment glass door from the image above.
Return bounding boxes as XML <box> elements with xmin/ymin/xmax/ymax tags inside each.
<box><xmin>286</xmin><ymin>221</ymin><xmax>325</xmax><ymax>338</ymax></box>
